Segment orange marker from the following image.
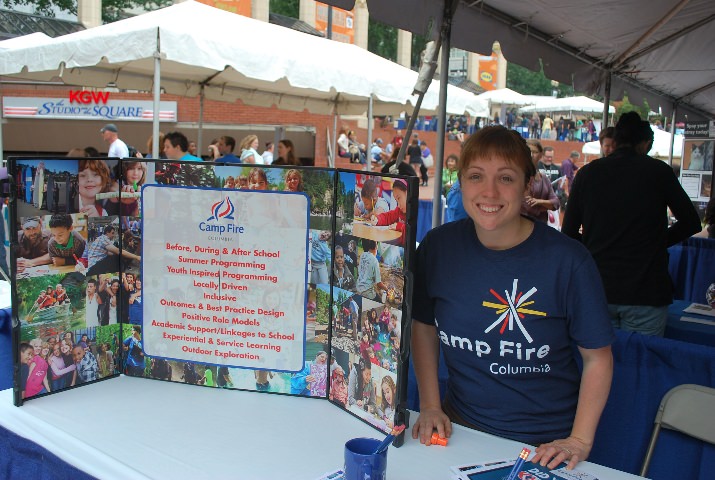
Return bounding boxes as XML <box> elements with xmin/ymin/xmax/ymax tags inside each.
<box><xmin>430</xmin><ymin>432</ymin><xmax>448</xmax><ymax>446</ymax></box>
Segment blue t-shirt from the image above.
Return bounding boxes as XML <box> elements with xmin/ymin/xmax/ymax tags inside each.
<box><xmin>412</xmin><ymin>219</ymin><xmax>614</xmax><ymax>444</ymax></box>
<box><xmin>219</xmin><ymin>153</ymin><xmax>241</xmax><ymax>164</ymax></box>
<box><xmin>123</xmin><ymin>336</ymin><xmax>144</xmax><ymax>368</ymax></box>
<box><xmin>445</xmin><ymin>181</ymin><xmax>467</xmax><ymax>223</ymax></box>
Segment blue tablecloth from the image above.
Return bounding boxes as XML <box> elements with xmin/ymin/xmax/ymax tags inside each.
<box><xmin>0</xmin><ymin>424</ymin><xmax>96</xmax><ymax>480</ymax></box>
<box><xmin>407</xmin><ymin>329</ymin><xmax>715</xmax><ymax>480</ymax></box>
<box><xmin>666</xmin><ymin>299</ymin><xmax>715</xmax><ymax>347</ymax></box>
<box><xmin>0</xmin><ymin>307</ymin><xmax>11</xmax><ymax>392</ymax></box>
<box><xmin>668</xmin><ymin>237</ymin><xmax>715</xmax><ymax>303</ymax></box>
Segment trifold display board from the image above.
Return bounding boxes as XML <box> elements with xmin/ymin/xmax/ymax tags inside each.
<box><xmin>8</xmin><ymin>158</ymin><xmax>418</xmax><ymax>442</ymax></box>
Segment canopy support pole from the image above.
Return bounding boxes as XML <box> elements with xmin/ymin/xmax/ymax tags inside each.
<box><xmin>330</xmin><ymin>112</ymin><xmax>338</xmax><ymax>168</ymax></box>
<box><xmin>151</xmin><ymin>36</ymin><xmax>161</xmax><ymax>160</ymax></box>
<box><xmin>601</xmin><ymin>71</ymin><xmax>611</xmax><ymax>129</ymax></box>
<box><xmin>198</xmin><ymin>86</ymin><xmax>205</xmax><ymax>156</ymax></box>
<box><xmin>365</xmin><ymin>96</ymin><xmax>374</xmax><ymax>172</ymax></box>
<box><xmin>668</xmin><ymin>103</ymin><xmax>678</xmax><ymax>166</ymax></box>
<box><xmin>431</xmin><ymin>0</ymin><xmax>459</xmax><ymax>228</ymax></box>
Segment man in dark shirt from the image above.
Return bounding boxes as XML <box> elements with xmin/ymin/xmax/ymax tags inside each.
<box><xmin>16</xmin><ymin>216</ymin><xmax>52</xmax><ymax>273</ymax></box>
<box><xmin>563</xmin><ymin>112</ymin><xmax>700</xmax><ymax>336</ymax></box>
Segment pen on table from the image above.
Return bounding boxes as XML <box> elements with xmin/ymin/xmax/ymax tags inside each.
<box><xmin>505</xmin><ymin>447</ymin><xmax>531</xmax><ymax>480</ymax></box>
<box><xmin>373</xmin><ymin>424</ymin><xmax>406</xmax><ymax>454</ymax></box>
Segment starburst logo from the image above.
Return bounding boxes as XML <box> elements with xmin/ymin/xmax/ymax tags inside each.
<box><xmin>206</xmin><ymin>196</ymin><xmax>235</xmax><ymax>221</ymax></box>
<box><xmin>482</xmin><ymin>279</ymin><xmax>546</xmax><ymax>343</ymax></box>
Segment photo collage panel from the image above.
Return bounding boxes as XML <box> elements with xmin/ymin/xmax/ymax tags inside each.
<box><xmin>12</xmin><ymin>158</ymin><xmax>129</xmax><ymax>401</ymax></box>
<box><xmin>328</xmin><ymin>171</ymin><xmax>412</xmax><ymax>433</ymax></box>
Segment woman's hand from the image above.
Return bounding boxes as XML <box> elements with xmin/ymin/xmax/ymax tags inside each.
<box><xmin>532</xmin><ymin>436</ymin><xmax>591</xmax><ymax>470</ymax></box>
<box><xmin>411</xmin><ymin>407</ymin><xmax>451</xmax><ymax>445</ymax></box>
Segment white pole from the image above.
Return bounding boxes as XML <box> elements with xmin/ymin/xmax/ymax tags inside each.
<box><xmin>365</xmin><ymin>96</ymin><xmax>373</xmax><ymax>172</ymax></box>
<box><xmin>152</xmin><ymin>43</ymin><xmax>161</xmax><ymax>159</ymax></box>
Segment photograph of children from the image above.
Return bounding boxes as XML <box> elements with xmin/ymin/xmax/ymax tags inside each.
<box><xmin>310</xmin><ymin>229</ymin><xmax>332</xmax><ymax>286</ymax></box>
<box><xmin>16</xmin><ymin>270</ymin><xmax>87</xmax><ymax>338</ymax></box>
<box><xmin>76</xmin><ymin>159</ymin><xmax>115</xmax><ymax>217</ymax></box>
<box><xmin>368</xmin><ymin>177</ymin><xmax>408</xmax><ymax>246</ymax></box>
<box><xmin>95</xmin><ymin>273</ymin><xmax>120</xmax><ymax>326</ymax></box>
<box><xmin>85</xmin><ymin>217</ymin><xmax>132</xmax><ymax>277</ymax></box>
<box><xmin>332</xmin><ymin>294</ymin><xmax>361</xmax><ymax>348</ymax></box>
<box><xmin>13</xmin><ymin>159</ymin><xmax>77</xmax><ymax>218</ymax></box>
<box><xmin>376</xmin><ymin>370</ymin><xmax>398</xmax><ymax>430</ymax></box>
<box><xmin>325</xmin><ymin>347</ymin><xmax>349</xmax><ymax>407</ymax></box>
<box><xmin>123</xmin><ymin>324</ymin><xmax>145</xmax><ymax>377</ymax></box>
<box><xmin>18</xmin><ymin>324</ymin><xmax>120</xmax><ymax>399</ymax></box>
<box><xmin>105</xmin><ymin>160</ymin><xmax>147</xmax><ymax>217</ymax></box>
<box><xmin>357</xmin><ymin>240</ymin><xmax>405</xmax><ymax>308</ymax></box>
<box><xmin>333</xmin><ymin>243</ymin><xmax>356</xmax><ymax>292</ymax></box>
<box><xmin>683</xmin><ymin>140</ymin><xmax>714</xmax><ymax>171</ymax></box>
<box><xmin>290</xmin><ymin>345</ymin><xmax>329</xmax><ymax>397</ymax></box>
<box><xmin>16</xmin><ymin>213</ymin><xmax>88</xmax><ymax>279</ymax></box>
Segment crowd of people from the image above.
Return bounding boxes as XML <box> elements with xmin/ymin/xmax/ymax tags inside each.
<box><xmin>67</xmin><ymin>124</ymin><xmax>299</xmax><ymax>167</ymax></box>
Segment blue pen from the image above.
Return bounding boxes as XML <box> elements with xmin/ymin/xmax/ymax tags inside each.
<box><xmin>505</xmin><ymin>447</ymin><xmax>531</xmax><ymax>480</ymax></box>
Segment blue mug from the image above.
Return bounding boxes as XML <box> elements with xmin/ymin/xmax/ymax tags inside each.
<box><xmin>344</xmin><ymin>437</ymin><xmax>388</xmax><ymax>480</ymax></box>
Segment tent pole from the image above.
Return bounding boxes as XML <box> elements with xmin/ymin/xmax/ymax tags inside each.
<box><xmin>152</xmin><ymin>43</ymin><xmax>161</xmax><ymax>159</ymax></box>
<box><xmin>431</xmin><ymin>0</ymin><xmax>458</xmax><ymax>229</ymax></box>
<box><xmin>198</xmin><ymin>85</ymin><xmax>205</xmax><ymax>156</ymax></box>
<box><xmin>601</xmin><ymin>71</ymin><xmax>611</xmax><ymax>129</ymax></box>
<box><xmin>365</xmin><ymin>96</ymin><xmax>373</xmax><ymax>172</ymax></box>
<box><xmin>331</xmin><ymin>112</ymin><xmax>338</xmax><ymax>168</ymax></box>
<box><xmin>668</xmin><ymin>103</ymin><xmax>677</xmax><ymax>166</ymax></box>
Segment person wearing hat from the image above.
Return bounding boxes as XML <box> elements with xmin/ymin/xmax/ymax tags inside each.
<box><xmin>16</xmin><ymin>216</ymin><xmax>52</xmax><ymax>273</ymax></box>
<box><xmin>100</xmin><ymin>124</ymin><xmax>129</xmax><ymax>158</ymax></box>
<box><xmin>370</xmin><ymin>138</ymin><xmax>388</xmax><ymax>165</ymax></box>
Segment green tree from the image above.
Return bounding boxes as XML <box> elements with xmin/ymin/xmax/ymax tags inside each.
<box><xmin>367</xmin><ymin>19</ymin><xmax>397</xmax><ymax>62</ymax></box>
<box><xmin>615</xmin><ymin>94</ymin><xmax>650</xmax><ymax>123</ymax></box>
<box><xmin>3</xmin><ymin>0</ymin><xmax>172</xmax><ymax>23</ymax></box>
<box><xmin>506</xmin><ymin>62</ymin><xmax>574</xmax><ymax>97</ymax></box>
<box><xmin>269</xmin><ymin>0</ymin><xmax>298</xmax><ymax>18</ymax></box>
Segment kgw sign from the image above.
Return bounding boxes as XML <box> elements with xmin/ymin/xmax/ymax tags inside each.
<box><xmin>69</xmin><ymin>90</ymin><xmax>110</xmax><ymax>104</ymax></box>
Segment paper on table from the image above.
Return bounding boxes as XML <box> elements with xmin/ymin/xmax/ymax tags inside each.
<box><xmin>683</xmin><ymin>303</ymin><xmax>715</xmax><ymax>318</ymax></box>
<box><xmin>680</xmin><ymin>316</ymin><xmax>715</xmax><ymax>326</ymax></box>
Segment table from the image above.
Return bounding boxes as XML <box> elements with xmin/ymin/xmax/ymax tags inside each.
<box><xmin>0</xmin><ymin>376</ymin><xmax>643</xmax><ymax>480</ymax></box>
<box><xmin>666</xmin><ymin>299</ymin><xmax>715</xmax><ymax>347</ymax></box>
<box><xmin>668</xmin><ymin>236</ymin><xmax>715</xmax><ymax>303</ymax></box>
<box><xmin>352</xmin><ymin>222</ymin><xmax>401</xmax><ymax>242</ymax></box>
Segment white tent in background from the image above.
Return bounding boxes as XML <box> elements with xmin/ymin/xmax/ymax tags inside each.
<box><xmin>582</xmin><ymin>125</ymin><xmax>683</xmax><ymax>157</ymax></box>
<box><xmin>0</xmin><ymin>32</ymin><xmax>53</xmax><ymax>49</ymax></box>
<box><xmin>520</xmin><ymin>96</ymin><xmax>616</xmax><ymax>115</ymax></box>
<box><xmin>0</xmin><ymin>1</ymin><xmax>485</xmax><ymax>158</ymax></box>
<box><xmin>477</xmin><ymin>88</ymin><xmax>533</xmax><ymax>106</ymax></box>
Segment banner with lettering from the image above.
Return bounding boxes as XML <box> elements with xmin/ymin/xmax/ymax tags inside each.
<box><xmin>9</xmin><ymin>158</ymin><xmax>417</xmax><ymax>438</ymax></box>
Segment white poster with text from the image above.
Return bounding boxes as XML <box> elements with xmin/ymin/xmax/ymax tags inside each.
<box><xmin>141</xmin><ymin>185</ymin><xmax>309</xmax><ymax>372</ymax></box>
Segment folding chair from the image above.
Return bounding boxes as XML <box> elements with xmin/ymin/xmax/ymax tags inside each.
<box><xmin>640</xmin><ymin>384</ymin><xmax>715</xmax><ymax>477</ymax></box>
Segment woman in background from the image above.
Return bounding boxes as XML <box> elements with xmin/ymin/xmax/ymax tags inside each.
<box><xmin>239</xmin><ymin>135</ymin><xmax>263</xmax><ymax>164</ymax></box>
<box><xmin>272</xmin><ymin>139</ymin><xmax>301</xmax><ymax>166</ymax></box>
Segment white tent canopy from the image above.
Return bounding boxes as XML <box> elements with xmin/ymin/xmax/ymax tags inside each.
<box><xmin>323</xmin><ymin>0</ymin><xmax>715</xmax><ymax>121</ymax></box>
<box><xmin>520</xmin><ymin>96</ymin><xmax>616</xmax><ymax>115</ymax></box>
<box><xmin>582</xmin><ymin>125</ymin><xmax>683</xmax><ymax>157</ymax></box>
<box><xmin>476</xmin><ymin>88</ymin><xmax>533</xmax><ymax>106</ymax></box>
<box><xmin>0</xmin><ymin>1</ymin><xmax>484</xmax><ymax>116</ymax></box>
<box><xmin>0</xmin><ymin>1</ymin><xmax>490</xmax><ymax>159</ymax></box>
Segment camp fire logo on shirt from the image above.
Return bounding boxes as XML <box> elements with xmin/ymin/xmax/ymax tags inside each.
<box><xmin>206</xmin><ymin>196</ymin><xmax>235</xmax><ymax>221</ymax></box>
<box><xmin>482</xmin><ymin>279</ymin><xmax>546</xmax><ymax>344</ymax></box>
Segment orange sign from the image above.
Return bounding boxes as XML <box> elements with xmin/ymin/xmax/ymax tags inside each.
<box><xmin>478</xmin><ymin>54</ymin><xmax>498</xmax><ymax>91</ymax></box>
<box><xmin>196</xmin><ymin>0</ymin><xmax>252</xmax><ymax>17</ymax></box>
<box><xmin>315</xmin><ymin>3</ymin><xmax>354</xmax><ymax>44</ymax></box>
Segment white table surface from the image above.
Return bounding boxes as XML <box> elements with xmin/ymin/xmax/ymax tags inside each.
<box><xmin>0</xmin><ymin>376</ymin><xmax>644</xmax><ymax>479</ymax></box>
